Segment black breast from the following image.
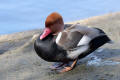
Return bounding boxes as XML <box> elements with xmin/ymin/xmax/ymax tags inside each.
<box><xmin>34</xmin><ymin>34</ymin><xmax>68</xmax><ymax>62</ymax></box>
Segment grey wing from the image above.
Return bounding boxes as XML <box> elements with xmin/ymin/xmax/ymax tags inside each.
<box><xmin>56</xmin><ymin>31</ymin><xmax>83</xmax><ymax>50</ymax></box>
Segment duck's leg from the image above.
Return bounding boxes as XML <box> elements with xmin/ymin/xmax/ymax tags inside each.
<box><xmin>58</xmin><ymin>59</ymin><xmax>78</xmax><ymax>73</ymax></box>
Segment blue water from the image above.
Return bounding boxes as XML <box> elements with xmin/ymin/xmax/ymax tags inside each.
<box><xmin>0</xmin><ymin>0</ymin><xmax>120</xmax><ymax>34</ymax></box>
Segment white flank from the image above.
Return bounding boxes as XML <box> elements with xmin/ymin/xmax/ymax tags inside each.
<box><xmin>77</xmin><ymin>35</ymin><xmax>91</xmax><ymax>46</ymax></box>
<box><xmin>56</xmin><ymin>32</ymin><xmax>62</xmax><ymax>44</ymax></box>
<box><xmin>67</xmin><ymin>45</ymin><xmax>89</xmax><ymax>59</ymax></box>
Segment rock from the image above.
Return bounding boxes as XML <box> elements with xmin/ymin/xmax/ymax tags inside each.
<box><xmin>0</xmin><ymin>12</ymin><xmax>120</xmax><ymax>80</ymax></box>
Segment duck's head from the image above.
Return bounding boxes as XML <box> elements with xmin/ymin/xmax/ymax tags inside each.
<box><xmin>40</xmin><ymin>12</ymin><xmax>64</xmax><ymax>40</ymax></box>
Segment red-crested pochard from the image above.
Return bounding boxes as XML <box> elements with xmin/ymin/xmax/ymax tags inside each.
<box><xmin>34</xmin><ymin>12</ymin><xmax>112</xmax><ymax>73</ymax></box>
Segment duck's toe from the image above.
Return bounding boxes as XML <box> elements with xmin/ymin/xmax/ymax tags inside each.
<box><xmin>57</xmin><ymin>66</ymin><xmax>73</xmax><ymax>73</ymax></box>
<box><xmin>49</xmin><ymin>62</ymin><xmax>65</xmax><ymax>70</ymax></box>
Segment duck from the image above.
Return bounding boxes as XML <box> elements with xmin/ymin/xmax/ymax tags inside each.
<box><xmin>34</xmin><ymin>12</ymin><xmax>112</xmax><ymax>73</ymax></box>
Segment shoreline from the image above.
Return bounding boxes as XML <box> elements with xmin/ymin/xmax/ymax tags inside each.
<box><xmin>1</xmin><ymin>12</ymin><xmax>120</xmax><ymax>42</ymax></box>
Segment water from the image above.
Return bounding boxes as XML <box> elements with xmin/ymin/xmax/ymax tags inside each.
<box><xmin>0</xmin><ymin>0</ymin><xmax>120</xmax><ymax>34</ymax></box>
<box><xmin>87</xmin><ymin>55</ymin><xmax>120</xmax><ymax>66</ymax></box>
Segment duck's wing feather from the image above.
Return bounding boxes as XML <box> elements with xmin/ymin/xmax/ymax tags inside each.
<box><xmin>66</xmin><ymin>34</ymin><xmax>111</xmax><ymax>59</ymax></box>
<box><xmin>56</xmin><ymin>24</ymin><xmax>112</xmax><ymax>60</ymax></box>
<box><xmin>56</xmin><ymin>31</ymin><xmax>83</xmax><ymax>50</ymax></box>
<box><xmin>56</xmin><ymin>24</ymin><xmax>101</xmax><ymax>50</ymax></box>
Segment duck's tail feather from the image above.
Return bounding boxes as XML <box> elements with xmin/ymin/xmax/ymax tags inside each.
<box><xmin>103</xmin><ymin>34</ymin><xmax>113</xmax><ymax>44</ymax></box>
<box><xmin>94</xmin><ymin>27</ymin><xmax>113</xmax><ymax>44</ymax></box>
<box><xmin>107</xmin><ymin>40</ymin><xmax>114</xmax><ymax>44</ymax></box>
<box><xmin>77</xmin><ymin>34</ymin><xmax>112</xmax><ymax>59</ymax></box>
<box><xmin>104</xmin><ymin>34</ymin><xmax>113</xmax><ymax>44</ymax></box>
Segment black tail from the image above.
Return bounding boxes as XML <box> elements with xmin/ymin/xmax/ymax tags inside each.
<box><xmin>78</xmin><ymin>35</ymin><xmax>111</xmax><ymax>59</ymax></box>
<box><xmin>94</xmin><ymin>28</ymin><xmax>113</xmax><ymax>43</ymax></box>
<box><xmin>89</xmin><ymin>35</ymin><xmax>111</xmax><ymax>50</ymax></box>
